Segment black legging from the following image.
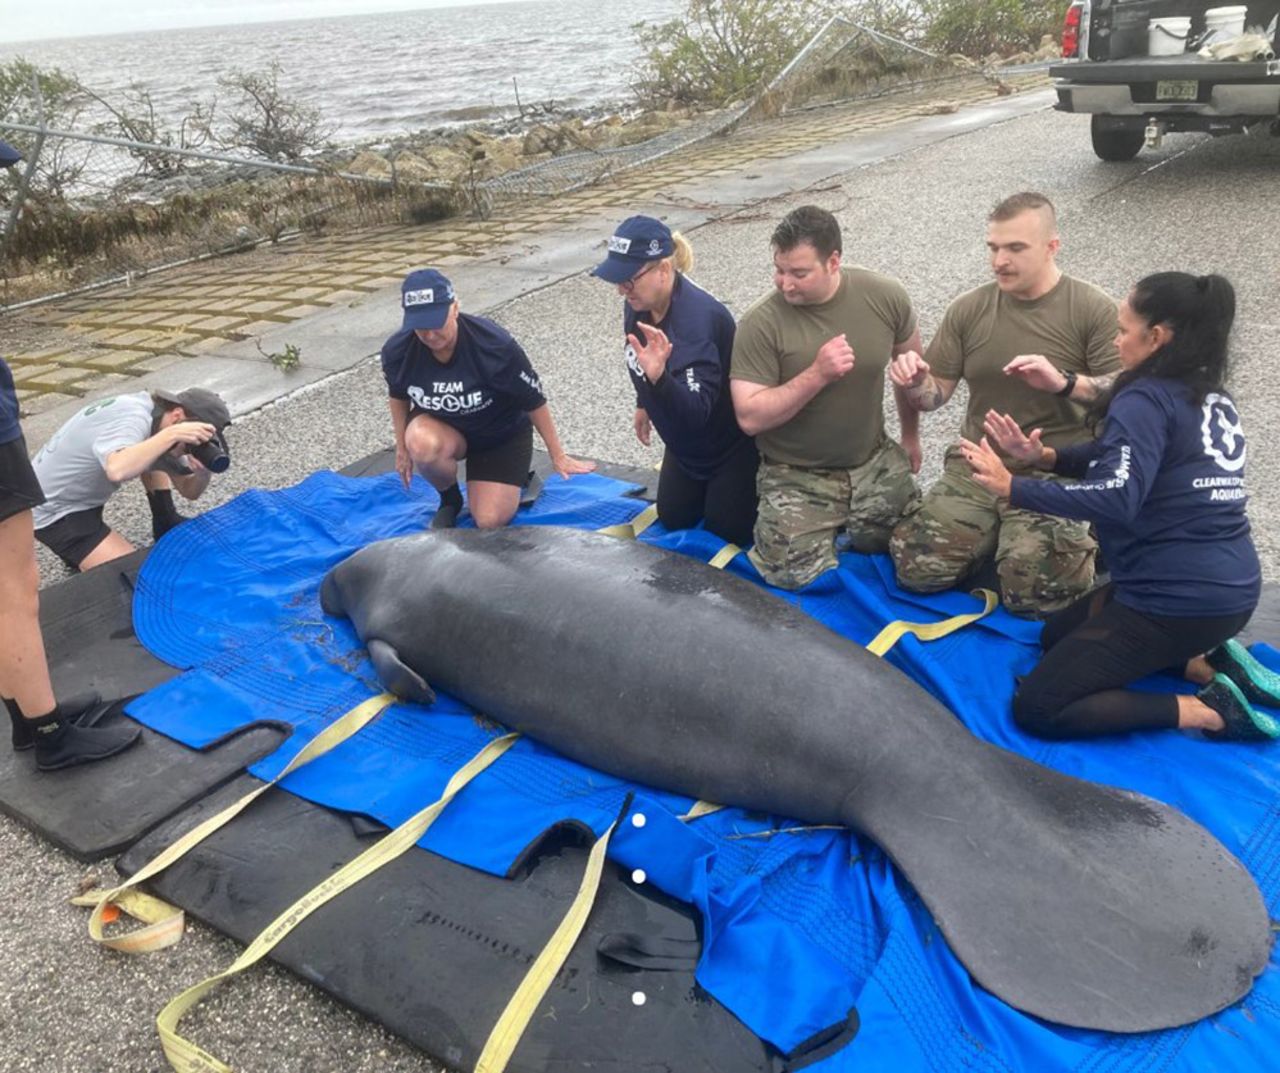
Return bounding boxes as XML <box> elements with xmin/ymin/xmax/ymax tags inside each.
<box><xmin>656</xmin><ymin>437</ymin><xmax>759</xmax><ymax>548</ymax></box>
<box><xmin>1013</xmin><ymin>585</ymin><xmax>1253</xmax><ymax>739</ymax></box>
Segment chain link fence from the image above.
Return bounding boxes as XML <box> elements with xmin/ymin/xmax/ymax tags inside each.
<box><xmin>1</xmin><ymin>18</ymin><xmax>1009</xmax><ymax>309</ymax></box>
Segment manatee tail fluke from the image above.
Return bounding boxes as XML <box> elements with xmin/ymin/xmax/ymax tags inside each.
<box><xmin>848</xmin><ymin>745</ymin><xmax>1272</xmax><ymax>1032</ymax></box>
<box><xmin>368</xmin><ymin>639</ymin><xmax>437</xmax><ymax>705</ymax></box>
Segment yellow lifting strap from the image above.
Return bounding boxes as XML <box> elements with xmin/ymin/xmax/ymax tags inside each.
<box><xmin>596</xmin><ymin>502</ymin><xmax>659</xmax><ymax>541</ymax></box>
<box><xmin>680</xmin><ymin>800</ymin><xmax>725</xmax><ymax>822</ymax></box>
<box><xmin>156</xmin><ymin>732</ymin><xmax>520</xmax><ymax>1073</ymax></box>
<box><xmin>85</xmin><ymin>691</ymin><xmax>397</xmax><ymax>954</ymax></box>
<box><xmin>864</xmin><ymin>588</ymin><xmax>999</xmax><ymax>659</ymax></box>
<box><xmin>706</xmin><ymin>542</ymin><xmax>742</xmax><ymax>571</ymax></box>
<box><xmin>475</xmin><ymin>813</ymin><xmax>619</xmax><ymax>1073</ymax></box>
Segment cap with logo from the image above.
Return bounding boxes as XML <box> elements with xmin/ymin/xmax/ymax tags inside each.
<box><xmin>591</xmin><ymin>215</ymin><xmax>674</xmax><ymax>285</ymax></box>
<box><xmin>401</xmin><ymin>268</ymin><xmax>456</xmax><ymax>331</ymax></box>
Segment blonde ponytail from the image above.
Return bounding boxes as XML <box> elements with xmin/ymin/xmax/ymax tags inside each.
<box><xmin>671</xmin><ymin>232</ymin><xmax>695</xmax><ymax>275</ymax></box>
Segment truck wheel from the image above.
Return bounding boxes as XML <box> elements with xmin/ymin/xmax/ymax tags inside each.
<box><xmin>1091</xmin><ymin>117</ymin><xmax>1144</xmax><ymax>161</ymax></box>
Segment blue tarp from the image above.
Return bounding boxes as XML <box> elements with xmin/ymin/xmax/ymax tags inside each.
<box><xmin>128</xmin><ymin>470</ymin><xmax>1280</xmax><ymax>1070</ymax></box>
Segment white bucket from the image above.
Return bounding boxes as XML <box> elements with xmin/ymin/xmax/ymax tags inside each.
<box><xmin>1205</xmin><ymin>5</ymin><xmax>1248</xmax><ymax>37</ymax></box>
<box><xmin>1148</xmin><ymin>15</ymin><xmax>1192</xmax><ymax>55</ymax></box>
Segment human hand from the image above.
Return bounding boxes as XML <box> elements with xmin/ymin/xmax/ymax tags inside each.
<box><xmin>633</xmin><ymin>408</ymin><xmax>652</xmax><ymax>447</ymax></box>
<box><xmin>888</xmin><ymin>350</ymin><xmax>930</xmax><ymax>389</ymax></box>
<box><xmin>166</xmin><ymin>421</ymin><xmax>216</xmax><ymax>448</ymax></box>
<box><xmin>553</xmin><ymin>453</ymin><xmax>597</xmax><ymax>479</ymax></box>
<box><xmin>395</xmin><ymin>442</ymin><xmax>414</xmax><ymax>490</ymax></box>
<box><xmin>982</xmin><ymin>410</ymin><xmax>1045</xmax><ymax>467</ymax></box>
<box><xmin>626</xmin><ymin>322</ymin><xmax>673</xmax><ymax>383</ymax></box>
<box><xmin>1003</xmin><ymin>354</ymin><xmax>1071</xmax><ymax>395</ymax></box>
<box><xmin>959</xmin><ymin>436</ymin><xmax>1013</xmax><ymax>498</ymax></box>
<box><xmin>813</xmin><ymin>334</ymin><xmax>855</xmax><ymax>384</ymax></box>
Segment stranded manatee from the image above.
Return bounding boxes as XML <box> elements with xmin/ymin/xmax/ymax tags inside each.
<box><xmin>320</xmin><ymin>526</ymin><xmax>1272</xmax><ymax>1032</ymax></box>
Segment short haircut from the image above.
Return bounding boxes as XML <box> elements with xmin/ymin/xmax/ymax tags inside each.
<box><xmin>988</xmin><ymin>192</ymin><xmax>1057</xmax><ymax>231</ymax></box>
<box><xmin>772</xmin><ymin>205</ymin><xmax>842</xmax><ymax>261</ymax></box>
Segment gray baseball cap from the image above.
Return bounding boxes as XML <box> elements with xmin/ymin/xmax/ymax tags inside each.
<box><xmin>153</xmin><ymin>387</ymin><xmax>231</xmax><ymax>430</ymax></box>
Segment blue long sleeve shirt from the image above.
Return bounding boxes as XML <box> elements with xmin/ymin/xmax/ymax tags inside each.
<box><xmin>1010</xmin><ymin>378</ymin><xmax>1259</xmax><ymax>618</ymax></box>
<box><xmin>623</xmin><ymin>274</ymin><xmax>748</xmax><ymax>480</ymax></box>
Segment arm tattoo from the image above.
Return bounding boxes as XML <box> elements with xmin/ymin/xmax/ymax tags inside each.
<box><xmin>908</xmin><ymin>377</ymin><xmax>946</xmax><ymax>411</ymax></box>
<box><xmin>1076</xmin><ymin>373</ymin><xmax>1116</xmax><ymax>402</ymax></box>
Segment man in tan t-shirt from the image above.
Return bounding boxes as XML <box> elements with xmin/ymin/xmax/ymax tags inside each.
<box><xmin>731</xmin><ymin>205</ymin><xmax>923</xmax><ymax>590</ymax></box>
<box><xmin>888</xmin><ymin>191</ymin><xmax>1121</xmax><ymax>616</ymax></box>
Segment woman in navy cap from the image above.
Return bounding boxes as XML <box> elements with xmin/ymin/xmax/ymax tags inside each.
<box><xmin>592</xmin><ymin>215</ymin><xmax>757</xmax><ymax>546</ymax></box>
<box><xmin>382</xmin><ymin>268</ymin><xmax>593</xmax><ymax>529</ymax></box>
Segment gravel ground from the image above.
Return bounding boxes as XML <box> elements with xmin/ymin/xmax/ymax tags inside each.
<box><xmin>4</xmin><ymin>109</ymin><xmax>1279</xmax><ymax>1073</ymax></box>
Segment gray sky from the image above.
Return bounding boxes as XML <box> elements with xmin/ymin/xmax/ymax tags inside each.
<box><xmin>0</xmin><ymin>0</ymin><xmax>539</xmax><ymax>44</ymax></box>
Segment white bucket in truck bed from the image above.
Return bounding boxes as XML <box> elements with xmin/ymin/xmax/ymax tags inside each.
<box><xmin>1205</xmin><ymin>6</ymin><xmax>1249</xmax><ymax>37</ymax></box>
<box><xmin>1148</xmin><ymin>15</ymin><xmax>1192</xmax><ymax>54</ymax></box>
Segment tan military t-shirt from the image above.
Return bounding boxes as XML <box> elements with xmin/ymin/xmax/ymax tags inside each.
<box><xmin>731</xmin><ymin>266</ymin><xmax>916</xmax><ymax>469</ymax></box>
<box><xmin>926</xmin><ymin>275</ymin><xmax>1120</xmax><ymax>451</ymax></box>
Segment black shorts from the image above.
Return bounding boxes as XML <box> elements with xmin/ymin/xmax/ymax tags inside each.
<box><xmin>0</xmin><ymin>434</ymin><xmax>45</xmax><ymax>524</ymax></box>
<box><xmin>464</xmin><ymin>423</ymin><xmax>534</xmax><ymax>488</ymax></box>
<box><xmin>34</xmin><ymin>506</ymin><xmax>111</xmax><ymax>570</ymax></box>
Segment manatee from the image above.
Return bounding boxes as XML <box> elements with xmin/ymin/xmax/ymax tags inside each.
<box><xmin>320</xmin><ymin>526</ymin><xmax>1272</xmax><ymax>1033</ymax></box>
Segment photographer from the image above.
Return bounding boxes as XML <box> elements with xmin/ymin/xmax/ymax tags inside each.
<box><xmin>31</xmin><ymin>387</ymin><xmax>231</xmax><ymax>571</ymax></box>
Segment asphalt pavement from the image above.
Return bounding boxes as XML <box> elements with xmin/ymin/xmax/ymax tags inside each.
<box><xmin>3</xmin><ymin>104</ymin><xmax>1279</xmax><ymax>1073</ymax></box>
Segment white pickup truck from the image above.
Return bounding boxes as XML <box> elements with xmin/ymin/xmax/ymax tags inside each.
<box><xmin>1049</xmin><ymin>0</ymin><xmax>1280</xmax><ymax>159</ymax></box>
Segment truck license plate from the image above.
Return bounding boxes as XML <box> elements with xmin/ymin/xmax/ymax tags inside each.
<box><xmin>1156</xmin><ymin>80</ymin><xmax>1199</xmax><ymax>101</ymax></box>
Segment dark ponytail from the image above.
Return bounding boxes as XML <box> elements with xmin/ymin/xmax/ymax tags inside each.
<box><xmin>1101</xmin><ymin>272</ymin><xmax>1235</xmax><ymax>416</ymax></box>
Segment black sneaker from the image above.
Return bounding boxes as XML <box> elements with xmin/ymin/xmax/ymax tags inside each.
<box><xmin>1200</xmin><ymin>674</ymin><xmax>1280</xmax><ymax>743</ymax></box>
<box><xmin>1205</xmin><ymin>639</ymin><xmax>1280</xmax><ymax>708</ymax></box>
<box><xmin>8</xmin><ymin>691</ymin><xmax>111</xmax><ymax>751</ymax></box>
<box><xmin>31</xmin><ymin>703</ymin><xmax>142</xmax><ymax>772</ymax></box>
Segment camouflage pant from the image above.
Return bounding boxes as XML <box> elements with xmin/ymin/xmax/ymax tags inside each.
<box><xmin>889</xmin><ymin>452</ymin><xmax>1097</xmax><ymax>617</ymax></box>
<box><xmin>749</xmin><ymin>438</ymin><xmax>920</xmax><ymax>591</ymax></box>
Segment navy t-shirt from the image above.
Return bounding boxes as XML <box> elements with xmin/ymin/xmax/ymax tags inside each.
<box><xmin>1</xmin><ymin>357</ymin><xmax>21</xmax><ymax>445</ymax></box>
<box><xmin>623</xmin><ymin>274</ymin><xmax>746</xmax><ymax>480</ymax></box>
<box><xmin>1011</xmin><ymin>378</ymin><xmax>1259</xmax><ymax>617</ymax></box>
<box><xmin>381</xmin><ymin>313</ymin><xmax>547</xmax><ymax>453</ymax></box>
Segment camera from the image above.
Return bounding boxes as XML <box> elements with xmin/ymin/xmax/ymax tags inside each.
<box><xmin>189</xmin><ymin>434</ymin><xmax>230</xmax><ymax>473</ymax></box>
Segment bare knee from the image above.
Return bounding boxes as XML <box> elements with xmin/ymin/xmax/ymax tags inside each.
<box><xmin>404</xmin><ymin>418</ymin><xmax>457</xmax><ymax>465</ymax></box>
<box><xmin>471</xmin><ymin>504</ymin><xmax>515</xmax><ymax>529</ymax></box>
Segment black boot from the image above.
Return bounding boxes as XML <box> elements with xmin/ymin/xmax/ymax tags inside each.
<box><xmin>29</xmin><ymin>699</ymin><xmax>142</xmax><ymax>772</ymax></box>
<box><xmin>7</xmin><ymin>691</ymin><xmax>109</xmax><ymax>751</ymax></box>
<box><xmin>519</xmin><ymin>470</ymin><xmax>543</xmax><ymax>509</ymax></box>
<box><xmin>147</xmin><ymin>488</ymin><xmax>187</xmax><ymax>541</ymax></box>
<box><xmin>430</xmin><ymin>483</ymin><xmax>465</xmax><ymax>530</ymax></box>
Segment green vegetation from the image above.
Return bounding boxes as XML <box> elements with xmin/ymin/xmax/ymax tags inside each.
<box><xmin>632</xmin><ymin>0</ymin><xmax>1070</xmax><ymax>108</ymax></box>
<box><xmin>922</xmin><ymin>0</ymin><xmax>1070</xmax><ymax>59</ymax></box>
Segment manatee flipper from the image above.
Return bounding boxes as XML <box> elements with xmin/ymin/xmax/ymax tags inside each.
<box><xmin>367</xmin><ymin>639</ymin><xmax>437</xmax><ymax>704</ymax></box>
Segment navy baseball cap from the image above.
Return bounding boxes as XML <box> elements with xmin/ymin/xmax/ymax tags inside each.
<box><xmin>591</xmin><ymin>216</ymin><xmax>674</xmax><ymax>284</ymax></box>
<box><xmin>401</xmin><ymin>268</ymin><xmax>456</xmax><ymax>331</ymax></box>
<box><xmin>0</xmin><ymin>139</ymin><xmax>23</xmax><ymax>168</ymax></box>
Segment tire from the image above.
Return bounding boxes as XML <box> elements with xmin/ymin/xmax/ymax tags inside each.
<box><xmin>1090</xmin><ymin>116</ymin><xmax>1144</xmax><ymax>161</ymax></box>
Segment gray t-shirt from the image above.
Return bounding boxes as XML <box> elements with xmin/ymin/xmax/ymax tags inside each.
<box><xmin>31</xmin><ymin>392</ymin><xmax>155</xmax><ymax>529</ymax></box>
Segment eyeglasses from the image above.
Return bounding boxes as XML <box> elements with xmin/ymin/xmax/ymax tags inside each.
<box><xmin>618</xmin><ymin>262</ymin><xmax>659</xmax><ymax>293</ymax></box>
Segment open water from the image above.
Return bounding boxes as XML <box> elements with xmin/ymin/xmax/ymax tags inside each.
<box><xmin>0</xmin><ymin>0</ymin><xmax>684</xmax><ymax>144</ymax></box>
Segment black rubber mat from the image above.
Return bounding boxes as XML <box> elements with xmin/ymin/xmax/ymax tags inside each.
<box><xmin>118</xmin><ymin>780</ymin><xmax>787</xmax><ymax>1073</ymax></box>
